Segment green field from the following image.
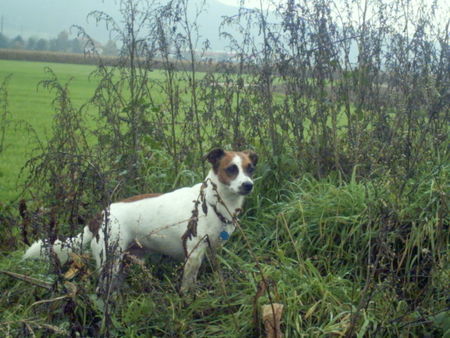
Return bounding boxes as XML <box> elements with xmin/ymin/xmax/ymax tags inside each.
<box><xmin>0</xmin><ymin>60</ymin><xmax>179</xmax><ymax>201</ymax></box>
<box><xmin>0</xmin><ymin>59</ymin><xmax>274</xmax><ymax>201</ymax></box>
<box><xmin>0</xmin><ymin>59</ymin><xmax>447</xmax><ymax>337</ymax></box>
<box><xmin>0</xmin><ymin>60</ymin><xmax>99</xmax><ymax>201</ymax></box>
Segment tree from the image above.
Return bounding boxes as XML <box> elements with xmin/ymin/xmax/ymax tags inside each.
<box><xmin>55</xmin><ymin>30</ymin><xmax>69</xmax><ymax>52</ymax></box>
<box><xmin>35</xmin><ymin>38</ymin><xmax>49</xmax><ymax>51</ymax></box>
<box><xmin>0</xmin><ymin>33</ymin><xmax>9</xmax><ymax>48</ymax></box>
<box><xmin>26</xmin><ymin>37</ymin><xmax>37</xmax><ymax>50</ymax></box>
<box><xmin>10</xmin><ymin>35</ymin><xmax>25</xmax><ymax>49</ymax></box>
<box><xmin>49</xmin><ymin>38</ymin><xmax>58</xmax><ymax>51</ymax></box>
<box><xmin>102</xmin><ymin>40</ymin><xmax>118</xmax><ymax>56</ymax></box>
<box><xmin>70</xmin><ymin>38</ymin><xmax>83</xmax><ymax>53</ymax></box>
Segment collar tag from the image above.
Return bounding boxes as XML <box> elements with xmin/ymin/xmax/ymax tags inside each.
<box><xmin>219</xmin><ymin>231</ymin><xmax>230</xmax><ymax>241</ymax></box>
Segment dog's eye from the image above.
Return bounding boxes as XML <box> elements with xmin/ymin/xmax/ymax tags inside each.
<box><xmin>225</xmin><ymin>165</ymin><xmax>238</xmax><ymax>176</ymax></box>
<box><xmin>247</xmin><ymin>165</ymin><xmax>255</xmax><ymax>175</ymax></box>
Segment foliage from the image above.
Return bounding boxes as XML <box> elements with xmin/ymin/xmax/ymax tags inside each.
<box><xmin>0</xmin><ymin>31</ymin><xmax>117</xmax><ymax>56</ymax></box>
<box><xmin>0</xmin><ymin>0</ymin><xmax>448</xmax><ymax>336</ymax></box>
<box><xmin>1</xmin><ymin>170</ymin><xmax>448</xmax><ymax>336</ymax></box>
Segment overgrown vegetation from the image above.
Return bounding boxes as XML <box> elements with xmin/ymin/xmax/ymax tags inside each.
<box><xmin>0</xmin><ymin>0</ymin><xmax>448</xmax><ymax>336</ymax></box>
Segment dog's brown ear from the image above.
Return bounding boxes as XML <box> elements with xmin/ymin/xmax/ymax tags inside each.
<box><xmin>205</xmin><ymin>148</ymin><xmax>226</xmax><ymax>165</ymax></box>
<box><xmin>243</xmin><ymin>150</ymin><xmax>258</xmax><ymax>166</ymax></box>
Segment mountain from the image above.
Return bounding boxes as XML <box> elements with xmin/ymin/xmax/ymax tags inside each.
<box><xmin>0</xmin><ymin>0</ymin><xmax>241</xmax><ymax>50</ymax></box>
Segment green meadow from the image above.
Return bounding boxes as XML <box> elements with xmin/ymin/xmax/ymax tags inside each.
<box><xmin>0</xmin><ymin>59</ymin><xmax>281</xmax><ymax>201</ymax></box>
<box><xmin>0</xmin><ymin>58</ymin><xmax>447</xmax><ymax>336</ymax></box>
<box><xmin>0</xmin><ymin>60</ymin><xmax>180</xmax><ymax>201</ymax></box>
<box><xmin>0</xmin><ymin>60</ymin><xmax>98</xmax><ymax>201</ymax></box>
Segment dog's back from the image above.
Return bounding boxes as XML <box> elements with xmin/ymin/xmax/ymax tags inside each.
<box><xmin>105</xmin><ymin>183</ymin><xmax>203</xmax><ymax>260</ymax></box>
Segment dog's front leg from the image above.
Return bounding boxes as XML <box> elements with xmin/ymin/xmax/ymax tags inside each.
<box><xmin>180</xmin><ymin>241</ymin><xmax>207</xmax><ymax>294</ymax></box>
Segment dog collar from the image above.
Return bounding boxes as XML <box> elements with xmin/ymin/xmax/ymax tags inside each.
<box><xmin>207</xmin><ymin>203</ymin><xmax>234</xmax><ymax>241</ymax></box>
<box><xmin>208</xmin><ymin>202</ymin><xmax>233</xmax><ymax>225</ymax></box>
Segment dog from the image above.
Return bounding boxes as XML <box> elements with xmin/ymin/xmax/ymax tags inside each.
<box><xmin>24</xmin><ymin>148</ymin><xmax>258</xmax><ymax>292</ymax></box>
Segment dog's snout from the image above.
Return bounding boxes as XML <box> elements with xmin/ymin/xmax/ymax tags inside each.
<box><xmin>241</xmin><ymin>181</ymin><xmax>253</xmax><ymax>193</ymax></box>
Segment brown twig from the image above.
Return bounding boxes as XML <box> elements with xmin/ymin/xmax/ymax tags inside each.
<box><xmin>0</xmin><ymin>270</ymin><xmax>53</xmax><ymax>290</ymax></box>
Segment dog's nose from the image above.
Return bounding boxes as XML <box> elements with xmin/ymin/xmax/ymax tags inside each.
<box><xmin>241</xmin><ymin>181</ymin><xmax>253</xmax><ymax>193</ymax></box>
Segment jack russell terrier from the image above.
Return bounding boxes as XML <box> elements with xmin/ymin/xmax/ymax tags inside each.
<box><xmin>24</xmin><ymin>148</ymin><xmax>258</xmax><ymax>292</ymax></box>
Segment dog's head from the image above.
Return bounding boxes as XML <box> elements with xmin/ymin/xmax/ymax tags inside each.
<box><xmin>206</xmin><ymin>148</ymin><xmax>258</xmax><ymax>196</ymax></box>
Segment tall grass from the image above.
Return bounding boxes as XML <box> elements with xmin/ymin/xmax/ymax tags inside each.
<box><xmin>0</xmin><ymin>0</ymin><xmax>448</xmax><ymax>336</ymax></box>
<box><xmin>1</xmin><ymin>169</ymin><xmax>447</xmax><ymax>336</ymax></box>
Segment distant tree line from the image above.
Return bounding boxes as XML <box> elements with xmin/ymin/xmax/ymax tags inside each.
<box><xmin>0</xmin><ymin>30</ymin><xmax>119</xmax><ymax>56</ymax></box>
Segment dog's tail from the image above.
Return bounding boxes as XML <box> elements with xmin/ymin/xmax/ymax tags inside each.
<box><xmin>23</xmin><ymin>226</ymin><xmax>93</xmax><ymax>264</ymax></box>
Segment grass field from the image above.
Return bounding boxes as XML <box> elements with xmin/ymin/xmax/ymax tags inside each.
<box><xmin>0</xmin><ymin>59</ymin><xmax>448</xmax><ymax>337</ymax></box>
<box><xmin>0</xmin><ymin>59</ymin><xmax>181</xmax><ymax>201</ymax></box>
<box><xmin>0</xmin><ymin>58</ymin><xmax>276</xmax><ymax>202</ymax></box>
<box><xmin>0</xmin><ymin>60</ymin><xmax>99</xmax><ymax>201</ymax></box>
<box><xmin>1</xmin><ymin>170</ymin><xmax>447</xmax><ymax>336</ymax></box>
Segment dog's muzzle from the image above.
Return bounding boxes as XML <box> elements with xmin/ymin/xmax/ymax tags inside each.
<box><xmin>239</xmin><ymin>181</ymin><xmax>254</xmax><ymax>195</ymax></box>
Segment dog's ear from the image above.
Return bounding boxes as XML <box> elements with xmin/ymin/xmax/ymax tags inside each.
<box><xmin>243</xmin><ymin>150</ymin><xmax>258</xmax><ymax>166</ymax></box>
<box><xmin>205</xmin><ymin>148</ymin><xmax>226</xmax><ymax>165</ymax></box>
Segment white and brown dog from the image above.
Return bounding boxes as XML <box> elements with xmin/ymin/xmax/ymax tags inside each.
<box><xmin>24</xmin><ymin>148</ymin><xmax>258</xmax><ymax>292</ymax></box>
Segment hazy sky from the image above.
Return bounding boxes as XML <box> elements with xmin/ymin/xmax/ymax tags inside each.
<box><xmin>217</xmin><ymin>0</ymin><xmax>450</xmax><ymax>26</ymax></box>
<box><xmin>1</xmin><ymin>0</ymin><xmax>448</xmax><ymax>44</ymax></box>
<box><xmin>218</xmin><ymin>0</ymin><xmax>268</xmax><ymax>7</ymax></box>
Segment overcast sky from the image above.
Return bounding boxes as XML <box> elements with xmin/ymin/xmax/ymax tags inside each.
<box><xmin>1</xmin><ymin>0</ymin><xmax>448</xmax><ymax>45</ymax></box>
<box><xmin>217</xmin><ymin>0</ymin><xmax>450</xmax><ymax>26</ymax></box>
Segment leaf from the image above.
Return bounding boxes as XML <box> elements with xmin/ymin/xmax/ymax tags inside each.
<box><xmin>305</xmin><ymin>300</ymin><xmax>321</xmax><ymax>320</ymax></box>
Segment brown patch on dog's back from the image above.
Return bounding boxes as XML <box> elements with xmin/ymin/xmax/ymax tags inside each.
<box><xmin>120</xmin><ymin>193</ymin><xmax>162</xmax><ymax>203</ymax></box>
